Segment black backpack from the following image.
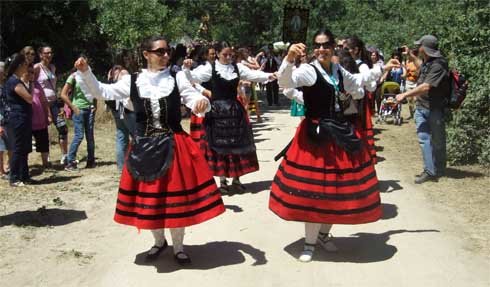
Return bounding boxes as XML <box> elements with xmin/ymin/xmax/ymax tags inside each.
<box><xmin>447</xmin><ymin>69</ymin><xmax>468</xmax><ymax>109</ymax></box>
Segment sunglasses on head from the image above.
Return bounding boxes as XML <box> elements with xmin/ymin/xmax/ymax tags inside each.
<box><xmin>312</xmin><ymin>41</ymin><xmax>335</xmax><ymax>49</ymax></box>
<box><xmin>147</xmin><ymin>47</ymin><xmax>171</xmax><ymax>56</ymax></box>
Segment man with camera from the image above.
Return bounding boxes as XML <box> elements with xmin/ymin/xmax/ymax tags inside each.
<box><xmin>396</xmin><ymin>35</ymin><xmax>450</xmax><ymax>184</ymax></box>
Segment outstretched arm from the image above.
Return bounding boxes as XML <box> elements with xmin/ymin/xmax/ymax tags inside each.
<box><xmin>74</xmin><ymin>57</ymin><xmax>131</xmax><ymax>102</ymax></box>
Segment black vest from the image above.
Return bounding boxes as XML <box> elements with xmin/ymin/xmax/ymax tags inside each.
<box><xmin>129</xmin><ymin>72</ymin><xmax>183</xmax><ymax>137</ymax></box>
<box><xmin>302</xmin><ymin>64</ymin><xmax>344</xmax><ymax>119</ymax></box>
<box><xmin>209</xmin><ymin>63</ymin><xmax>240</xmax><ymax>101</ymax></box>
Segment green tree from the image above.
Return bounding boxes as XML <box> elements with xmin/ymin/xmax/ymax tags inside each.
<box><xmin>88</xmin><ymin>0</ymin><xmax>170</xmax><ymax>50</ymax></box>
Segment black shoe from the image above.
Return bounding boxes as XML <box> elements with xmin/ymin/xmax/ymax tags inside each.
<box><xmin>174</xmin><ymin>251</ymin><xmax>192</xmax><ymax>265</ymax></box>
<box><xmin>145</xmin><ymin>240</ymin><xmax>168</xmax><ymax>262</ymax></box>
<box><xmin>414</xmin><ymin>171</ymin><xmax>438</xmax><ymax>184</ymax></box>
<box><xmin>218</xmin><ymin>185</ymin><xmax>229</xmax><ymax>195</ymax></box>
<box><xmin>230</xmin><ymin>182</ymin><xmax>246</xmax><ymax>193</ymax></box>
<box><xmin>85</xmin><ymin>161</ymin><xmax>96</xmax><ymax>169</ymax></box>
<box><xmin>65</xmin><ymin>162</ymin><xmax>78</xmax><ymax>172</ymax></box>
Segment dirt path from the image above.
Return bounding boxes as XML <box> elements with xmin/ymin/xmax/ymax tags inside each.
<box><xmin>0</xmin><ymin>105</ymin><xmax>488</xmax><ymax>287</ymax></box>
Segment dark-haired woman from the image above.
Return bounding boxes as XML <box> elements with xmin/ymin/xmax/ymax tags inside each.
<box><xmin>4</xmin><ymin>54</ymin><xmax>33</xmax><ymax>187</ymax></box>
<box><xmin>272</xmin><ymin>29</ymin><xmax>399</xmax><ymax>262</ymax></box>
<box><xmin>183</xmin><ymin>41</ymin><xmax>276</xmax><ymax>193</ymax></box>
<box><xmin>34</xmin><ymin>46</ymin><xmax>69</xmax><ymax>165</ymax></box>
<box><xmin>344</xmin><ymin>36</ymin><xmax>378</xmax><ymax>163</ymax></box>
<box><xmin>189</xmin><ymin>45</ymin><xmax>215</xmax><ymax>142</ymax></box>
<box><xmin>74</xmin><ymin>35</ymin><xmax>225</xmax><ymax>265</ymax></box>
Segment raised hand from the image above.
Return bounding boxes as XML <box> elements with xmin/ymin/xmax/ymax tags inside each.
<box><xmin>286</xmin><ymin>43</ymin><xmax>306</xmax><ymax>63</ymax></box>
<box><xmin>384</xmin><ymin>58</ymin><xmax>401</xmax><ymax>71</ymax></box>
<box><xmin>183</xmin><ymin>59</ymin><xmax>193</xmax><ymax>69</ymax></box>
<box><xmin>74</xmin><ymin>57</ymin><xmax>88</xmax><ymax>72</ymax></box>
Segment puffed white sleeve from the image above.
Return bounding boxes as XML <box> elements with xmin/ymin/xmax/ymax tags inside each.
<box><xmin>277</xmin><ymin>59</ymin><xmax>316</xmax><ymax>89</ymax></box>
<box><xmin>176</xmin><ymin>71</ymin><xmax>210</xmax><ymax>117</ymax></box>
<box><xmin>75</xmin><ymin>68</ymin><xmax>131</xmax><ymax>101</ymax></box>
<box><xmin>339</xmin><ymin>64</ymin><xmax>382</xmax><ymax>99</ymax></box>
<box><xmin>183</xmin><ymin>62</ymin><xmax>212</xmax><ymax>84</ymax></box>
<box><xmin>282</xmin><ymin>88</ymin><xmax>304</xmax><ymax>105</ymax></box>
<box><xmin>237</xmin><ymin>63</ymin><xmax>271</xmax><ymax>82</ymax></box>
<box><xmin>358</xmin><ymin>63</ymin><xmax>380</xmax><ymax>92</ymax></box>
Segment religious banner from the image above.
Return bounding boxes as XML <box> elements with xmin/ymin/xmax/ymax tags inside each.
<box><xmin>282</xmin><ymin>4</ymin><xmax>309</xmax><ymax>44</ymax></box>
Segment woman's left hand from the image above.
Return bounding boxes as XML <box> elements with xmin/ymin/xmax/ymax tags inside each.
<box><xmin>193</xmin><ymin>99</ymin><xmax>209</xmax><ymax>114</ymax></box>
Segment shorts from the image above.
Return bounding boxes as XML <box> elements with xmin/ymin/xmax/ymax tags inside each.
<box><xmin>32</xmin><ymin>128</ymin><xmax>50</xmax><ymax>153</ymax></box>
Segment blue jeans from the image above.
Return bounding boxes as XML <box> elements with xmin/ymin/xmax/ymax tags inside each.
<box><xmin>414</xmin><ymin>107</ymin><xmax>447</xmax><ymax>176</ymax></box>
<box><xmin>110</xmin><ymin>109</ymin><xmax>136</xmax><ymax>171</ymax></box>
<box><xmin>7</xmin><ymin>112</ymin><xmax>32</xmax><ymax>183</ymax></box>
<box><xmin>67</xmin><ymin>108</ymin><xmax>95</xmax><ymax>164</ymax></box>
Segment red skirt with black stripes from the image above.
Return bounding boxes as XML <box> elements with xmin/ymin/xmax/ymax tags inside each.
<box><xmin>269</xmin><ymin>119</ymin><xmax>382</xmax><ymax>224</ymax></box>
<box><xmin>190</xmin><ymin>114</ymin><xmax>205</xmax><ymax>142</ymax></box>
<box><xmin>363</xmin><ymin>92</ymin><xmax>377</xmax><ymax>163</ymax></box>
<box><xmin>200</xmin><ymin>139</ymin><xmax>259</xmax><ymax>178</ymax></box>
<box><xmin>114</xmin><ymin>132</ymin><xmax>225</xmax><ymax>230</ymax></box>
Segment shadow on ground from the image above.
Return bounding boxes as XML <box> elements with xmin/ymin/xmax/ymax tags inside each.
<box><xmin>0</xmin><ymin>207</ymin><xmax>87</xmax><ymax>227</ymax></box>
<box><xmin>284</xmin><ymin>229</ymin><xmax>439</xmax><ymax>263</ymax></box>
<box><xmin>224</xmin><ymin>205</ymin><xmax>243</xmax><ymax>213</ymax></box>
<box><xmin>444</xmin><ymin>167</ymin><xmax>486</xmax><ymax>179</ymax></box>
<box><xmin>381</xmin><ymin>203</ymin><xmax>398</xmax><ymax>220</ymax></box>
<box><xmin>379</xmin><ymin>179</ymin><xmax>403</xmax><ymax>193</ymax></box>
<box><xmin>134</xmin><ymin>241</ymin><xmax>267</xmax><ymax>272</ymax></box>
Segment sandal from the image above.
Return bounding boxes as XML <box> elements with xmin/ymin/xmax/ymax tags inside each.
<box><xmin>174</xmin><ymin>251</ymin><xmax>192</xmax><ymax>265</ymax></box>
<box><xmin>145</xmin><ymin>240</ymin><xmax>168</xmax><ymax>262</ymax></box>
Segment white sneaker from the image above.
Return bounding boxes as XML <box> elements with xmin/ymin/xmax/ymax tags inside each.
<box><xmin>60</xmin><ymin>155</ymin><xmax>67</xmax><ymax>165</ymax></box>
<box><xmin>298</xmin><ymin>244</ymin><xmax>315</xmax><ymax>263</ymax></box>
<box><xmin>317</xmin><ymin>232</ymin><xmax>338</xmax><ymax>252</ymax></box>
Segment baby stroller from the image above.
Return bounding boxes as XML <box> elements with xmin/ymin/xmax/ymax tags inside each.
<box><xmin>376</xmin><ymin>81</ymin><xmax>403</xmax><ymax>125</ymax></box>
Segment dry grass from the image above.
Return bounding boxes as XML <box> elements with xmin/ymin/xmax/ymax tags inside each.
<box><xmin>375</xmin><ymin>108</ymin><xmax>489</xmax><ymax>255</ymax></box>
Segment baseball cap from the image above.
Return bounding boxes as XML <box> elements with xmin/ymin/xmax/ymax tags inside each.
<box><xmin>414</xmin><ymin>35</ymin><xmax>442</xmax><ymax>58</ymax></box>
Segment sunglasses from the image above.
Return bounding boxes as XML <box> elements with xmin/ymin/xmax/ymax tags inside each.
<box><xmin>147</xmin><ymin>47</ymin><xmax>171</xmax><ymax>56</ymax></box>
<box><xmin>312</xmin><ymin>41</ymin><xmax>335</xmax><ymax>49</ymax></box>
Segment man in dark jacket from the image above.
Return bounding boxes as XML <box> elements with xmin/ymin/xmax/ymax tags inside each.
<box><xmin>261</xmin><ymin>44</ymin><xmax>280</xmax><ymax>106</ymax></box>
<box><xmin>396</xmin><ymin>35</ymin><xmax>450</xmax><ymax>184</ymax></box>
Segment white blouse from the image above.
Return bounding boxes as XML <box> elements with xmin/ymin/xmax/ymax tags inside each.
<box><xmin>76</xmin><ymin>68</ymin><xmax>211</xmax><ymax>126</ymax></box>
<box><xmin>283</xmin><ymin>88</ymin><xmax>304</xmax><ymax>105</ymax></box>
<box><xmin>184</xmin><ymin>60</ymin><xmax>272</xmax><ymax>84</ymax></box>
<box><xmin>277</xmin><ymin>59</ymin><xmax>382</xmax><ymax>100</ymax></box>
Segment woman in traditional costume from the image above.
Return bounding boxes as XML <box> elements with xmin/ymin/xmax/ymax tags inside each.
<box><xmin>74</xmin><ymin>35</ymin><xmax>225</xmax><ymax>265</ymax></box>
<box><xmin>270</xmin><ymin>29</ymin><xmax>399</xmax><ymax>262</ymax></box>
<box><xmin>183</xmin><ymin>42</ymin><xmax>275</xmax><ymax>193</ymax></box>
